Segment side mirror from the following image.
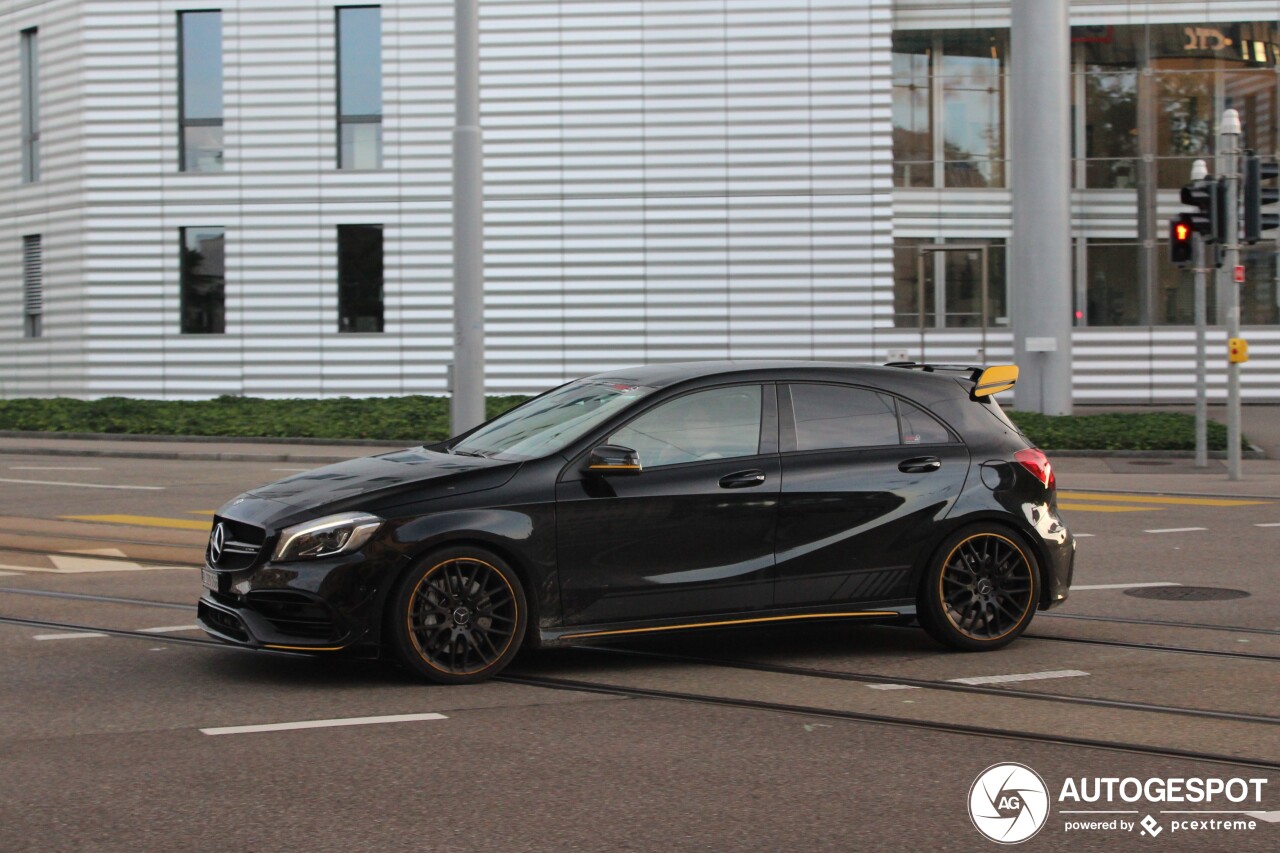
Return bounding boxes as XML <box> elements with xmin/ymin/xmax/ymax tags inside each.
<box><xmin>585</xmin><ymin>444</ymin><xmax>642</xmax><ymax>476</ymax></box>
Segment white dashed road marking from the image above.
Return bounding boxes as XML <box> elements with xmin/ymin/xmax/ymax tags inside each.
<box><xmin>948</xmin><ymin>669</ymin><xmax>1089</xmax><ymax>686</ymax></box>
<box><xmin>138</xmin><ymin>625</ymin><xmax>202</xmax><ymax>634</ymax></box>
<box><xmin>1255</xmin><ymin>523</ymin><xmax>1280</xmax><ymax>528</ymax></box>
<box><xmin>0</xmin><ymin>477</ymin><xmax>163</xmax><ymax>491</ymax></box>
<box><xmin>1073</xmin><ymin>533</ymin><xmax>1095</xmax><ymax>538</ymax></box>
<box><xmin>200</xmin><ymin>713</ymin><xmax>449</xmax><ymax>736</ymax></box>
<box><xmin>1071</xmin><ymin>582</ymin><xmax>1181</xmax><ymax>591</ymax></box>
<box><xmin>868</xmin><ymin>669</ymin><xmax>1090</xmax><ymax>691</ymax></box>
<box><xmin>9</xmin><ymin>466</ymin><xmax>103</xmax><ymax>471</ymax></box>
<box><xmin>33</xmin><ymin>632</ymin><xmax>109</xmax><ymax>641</ymax></box>
<box><xmin>1143</xmin><ymin>527</ymin><xmax>1207</xmax><ymax>534</ymax></box>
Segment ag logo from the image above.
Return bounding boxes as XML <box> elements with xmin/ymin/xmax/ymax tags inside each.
<box><xmin>969</xmin><ymin>763</ymin><xmax>1050</xmax><ymax>844</ymax></box>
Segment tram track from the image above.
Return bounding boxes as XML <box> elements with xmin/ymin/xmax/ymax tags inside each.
<box><xmin>1</xmin><ymin>607</ymin><xmax>1277</xmax><ymax>772</ymax></box>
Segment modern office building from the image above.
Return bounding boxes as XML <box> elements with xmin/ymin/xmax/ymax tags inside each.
<box><xmin>1</xmin><ymin>1</ymin><xmax>1277</xmax><ymax>401</ymax></box>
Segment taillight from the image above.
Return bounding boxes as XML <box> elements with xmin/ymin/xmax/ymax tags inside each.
<box><xmin>1014</xmin><ymin>447</ymin><xmax>1055</xmax><ymax>490</ymax></box>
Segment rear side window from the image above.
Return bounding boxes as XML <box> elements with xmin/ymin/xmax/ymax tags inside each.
<box><xmin>899</xmin><ymin>400</ymin><xmax>953</xmax><ymax>444</ymax></box>
<box><xmin>790</xmin><ymin>384</ymin><xmax>899</xmax><ymax>451</ymax></box>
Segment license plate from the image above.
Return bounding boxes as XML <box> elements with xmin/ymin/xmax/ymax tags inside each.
<box><xmin>202</xmin><ymin>568</ymin><xmax>218</xmax><ymax>592</ymax></box>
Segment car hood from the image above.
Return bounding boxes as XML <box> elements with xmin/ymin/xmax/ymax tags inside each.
<box><xmin>241</xmin><ymin>447</ymin><xmax>518</xmax><ymax>515</ymax></box>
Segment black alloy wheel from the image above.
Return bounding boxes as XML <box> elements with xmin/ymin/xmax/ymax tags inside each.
<box><xmin>388</xmin><ymin>547</ymin><xmax>528</xmax><ymax>683</ymax></box>
<box><xmin>918</xmin><ymin>526</ymin><xmax>1039</xmax><ymax>651</ymax></box>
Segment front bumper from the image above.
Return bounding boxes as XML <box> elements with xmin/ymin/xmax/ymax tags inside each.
<box><xmin>197</xmin><ymin>551</ymin><xmax>398</xmax><ymax>654</ymax></box>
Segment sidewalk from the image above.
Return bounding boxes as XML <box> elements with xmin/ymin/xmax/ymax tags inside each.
<box><xmin>2</xmin><ymin>431</ymin><xmax>1279</xmax><ymax>499</ymax></box>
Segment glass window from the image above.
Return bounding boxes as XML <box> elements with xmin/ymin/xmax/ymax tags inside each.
<box><xmin>453</xmin><ymin>381</ymin><xmax>656</xmax><ymax>461</ymax></box>
<box><xmin>899</xmin><ymin>400</ymin><xmax>952</xmax><ymax>445</ymax></box>
<box><xmin>1082</xmin><ymin>71</ymin><xmax>1138</xmax><ymax>188</ymax></box>
<box><xmin>609</xmin><ymin>386</ymin><xmax>762</xmax><ymax>469</ymax></box>
<box><xmin>179</xmin><ymin>11</ymin><xmax>224</xmax><ymax>173</ymax></box>
<box><xmin>22</xmin><ymin>235</ymin><xmax>42</xmax><ymax>338</ymax></box>
<box><xmin>20</xmin><ymin>28</ymin><xmax>38</xmax><ymax>183</ymax></box>
<box><xmin>789</xmin><ymin>384</ymin><xmax>899</xmax><ymax>451</ymax></box>
<box><xmin>337</xmin><ymin>6</ymin><xmax>383</xmax><ymax>169</ymax></box>
<box><xmin>939</xmin><ymin>30</ymin><xmax>1005</xmax><ymax>188</ymax></box>
<box><xmin>1241</xmin><ymin>244</ymin><xmax>1279</xmax><ymax>326</ymax></box>
<box><xmin>180</xmin><ymin>227</ymin><xmax>226</xmax><ymax>334</ymax></box>
<box><xmin>1085</xmin><ymin>241</ymin><xmax>1141</xmax><ymax>326</ymax></box>
<box><xmin>337</xmin><ymin>224</ymin><xmax>384</xmax><ymax>332</ymax></box>
<box><xmin>892</xmin><ymin>32</ymin><xmax>933</xmax><ymax>188</ymax></box>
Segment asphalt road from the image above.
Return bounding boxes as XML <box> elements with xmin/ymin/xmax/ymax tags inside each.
<box><xmin>1</xmin><ymin>451</ymin><xmax>1278</xmax><ymax>852</ymax></box>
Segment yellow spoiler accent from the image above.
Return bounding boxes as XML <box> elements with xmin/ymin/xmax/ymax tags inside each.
<box><xmin>973</xmin><ymin>364</ymin><xmax>1018</xmax><ymax>397</ymax></box>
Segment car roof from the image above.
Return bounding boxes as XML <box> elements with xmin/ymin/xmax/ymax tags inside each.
<box><xmin>584</xmin><ymin>360</ymin><xmax>969</xmax><ymax>393</ymax></box>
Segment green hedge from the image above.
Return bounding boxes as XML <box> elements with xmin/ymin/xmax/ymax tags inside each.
<box><xmin>1007</xmin><ymin>410</ymin><xmax>1237</xmax><ymax>452</ymax></box>
<box><xmin>0</xmin><ymin>396</ymin><xmax>1246</xmax><ymax>451</ymax></box>
<box><xmin>0</xmin><ymin>395</ymin><xmax>529</xmax><ymax>443</ymax></box>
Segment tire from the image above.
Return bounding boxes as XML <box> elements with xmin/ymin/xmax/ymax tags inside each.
<box><xmin>917</xmin><ymin>525</ymin><xmax>1040</xmax><ymax>652</ymax></box>
<box><xmin>387</xmin><ymin>546</ymin><xmax>528</xmax><ymax>684</ymax></box>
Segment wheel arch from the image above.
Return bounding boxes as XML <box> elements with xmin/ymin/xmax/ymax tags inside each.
<box><xmin>913</xmin><ymin>512</ymin><xmax>1051</xmax><ymax>608</ymax></box>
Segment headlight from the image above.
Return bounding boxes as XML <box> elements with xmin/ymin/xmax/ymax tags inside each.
<box><xmin>272</xmin><ymin>512</ymin><xmax>383</xmax><ymax>562</ymax></box>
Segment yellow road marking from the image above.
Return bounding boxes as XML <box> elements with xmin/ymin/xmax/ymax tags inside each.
<box><xmin>186</xmin><ymin>510</ymin><xmax>216</xmax><ymax>516</ymax></box>
<box><xmin>1057</xmin><ymin>503</ymin><xmax>1156</xmax><ymax>513</ymax></box>
<box><xmin>1058</xmin><ymin>492</ymin><xmax>1271</xmax><ymax>507</ymax></box>
<box><xmin>62</xmin><ymin>514</ymin><xmax>211</xmax><ymax>531</ymax></box>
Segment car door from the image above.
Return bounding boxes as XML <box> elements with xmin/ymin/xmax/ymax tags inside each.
<box><xmin>555</xmin><ymin>383</ymin><xmax>780</xmax><ymax>626</ymax></box>
<box><xmin>774</xmin><ymin>382</ymin><xmax>969</xmax><ymax>608</ymax></box>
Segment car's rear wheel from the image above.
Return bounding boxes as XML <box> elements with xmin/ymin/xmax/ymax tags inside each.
<box><xmin>918</xmin><ymin>525</ymin><xmax>1039</xmax><ymax>651</ymax></box>
<box><xmin>388</xmin><ymin>547</ymin><xmax>527</xmax><ymax>683</ymax></box>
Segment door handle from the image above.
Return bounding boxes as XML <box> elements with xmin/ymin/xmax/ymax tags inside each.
<box><xmin>719</xmin><ymin>469</ymin><xmax>766</xmax><ymax>489</ymax></box>
<box><xmin>898</xmin><ymin>456</ymin><xmax>941</xmax><ymax>473</ymax></box>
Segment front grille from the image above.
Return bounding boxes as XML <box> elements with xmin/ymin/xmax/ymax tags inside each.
<box><xmin>198</xmin><ymin>600</ymin><xmax>250</xmax><ymax>642</ymax></box>
<box><xmin>207</xmin><ymin>516</ymin><xmax>267</xmax><ymax>571</ymax></box>
<box><xmin>244</xmin><ymin>590</ymin><xmax>338</xmax><ymax>640</ymax></box>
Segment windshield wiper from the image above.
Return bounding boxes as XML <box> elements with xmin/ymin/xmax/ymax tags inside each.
<box><xmin>451</xmin><ymin>448</ymin><xmax>489</xmax><ymax>458</ymax></box>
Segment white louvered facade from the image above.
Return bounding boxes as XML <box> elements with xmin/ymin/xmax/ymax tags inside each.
<box><xmin>1</xmin><ymin>0</ymin><xmax>1278</xmax><ymax>402</ymax></box>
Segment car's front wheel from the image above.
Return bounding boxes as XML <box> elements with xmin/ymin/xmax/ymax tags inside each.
<box><xmin>917</xmin><ymin>525</ymin><xmax>1039</xmax><ymax>651</ymax></box>
<box><xmin>388</xmin><ymin>547</ymin><xmax>528</xmax><ymax>683</ymax></box>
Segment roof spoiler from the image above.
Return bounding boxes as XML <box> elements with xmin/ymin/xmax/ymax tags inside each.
<box><xmin>884</xmin><ymin>362</ymin><xmax>1018</xmax><ymax>398</ymax></box>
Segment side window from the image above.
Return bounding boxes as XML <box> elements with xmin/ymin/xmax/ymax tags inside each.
<box><xmin>899</xmin><ymin>399</ymin><xmax>953</xmax><ymax>444</ymax></box>
<box><xmin>609</xmin><ymin>385</ymin><xmax>762</xmax><ymax>468</ymax></box>
<box><xmin>790</xmin><ymin>384</ymin><xmax>899</xmax><ymax>451</ymax></box>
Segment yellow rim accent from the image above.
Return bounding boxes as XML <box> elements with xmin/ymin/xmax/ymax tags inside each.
<box><xmin>973</xmin><ymin>364</ymin><xmax>1018</xmax><ymax>397</ymax></box>
<box><xmin>406</xmin><ymin>557</ymin><xmax>519</xmax><ymax>676</ymax></box>
<box><xmin>938</xmin><ymin>532</ymin><xmax>1035</xmax><ymax>642</ymax></box>
<box><xmin>264</xmin><ymin>643</ymin><xmax>346</xmax><ymax>652</ymax></box>
<box><xmin>560</xmin><ymin>610</ymin><xmax>900</xmax><ymax>640</ymax></box>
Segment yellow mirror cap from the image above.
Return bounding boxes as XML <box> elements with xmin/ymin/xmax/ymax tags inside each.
<box><xmin>974</xmin><ymin>364</ymin><xmax>1018</xmax><ymax>397</ymax></box>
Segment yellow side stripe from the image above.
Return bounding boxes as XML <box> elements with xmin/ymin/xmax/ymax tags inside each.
<box><xmin>1058</xmin><ymin>492</ymin><xmax>1271</xmax><ymax>508</ymax></box>
<box><xmin>62</xmin><ymin>514</ymin><xmax>211</xmax><ymax>531</ymax></box>
<box><xmin>264</xmin><ymin>643</ymin><xmax>346</xmax><ymax>652</ymax></box>
<box><xmin>1057</xmin><ymin>503</ymin><xmax>1156</xmax><ymax>513</ymax></box>
<box><xmin>561</xmin><ymin>610</ymin><xmax>899</xmax><ymax>640</ymax></box>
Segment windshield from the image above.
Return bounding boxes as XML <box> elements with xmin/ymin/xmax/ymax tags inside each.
<box><xmin>452</xmin><ymin>380</ymin><xmax>656</xmax><ymax>461</ymax></box>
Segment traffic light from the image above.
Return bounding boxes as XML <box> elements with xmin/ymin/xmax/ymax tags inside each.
<box><xmin>1180</xmin><ymin>179</ymin><xmax>1223</xmax><ymax>243</ymax></box>
<box><xmin>1243</xmin><ymin>152</ymin><xmax>1280</xmax><ymax>243</ymax></box>
<box><xmin>1169</xmin><ymin>214</ymin><xmax>1195</xmax><ymax>267</ymax></box>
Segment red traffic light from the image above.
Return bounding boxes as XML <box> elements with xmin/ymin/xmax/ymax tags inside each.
<box><xmin>1175</xmin><ymin>222</ymin><xmax>1191</xmax><ymax>241</ymax></box>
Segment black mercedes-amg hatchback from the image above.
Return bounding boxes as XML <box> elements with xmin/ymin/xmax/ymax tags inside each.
<box><xmin>197</xmin><ymin>361</ymin><xmax>1074</xmax><ymax>683</ymax></box>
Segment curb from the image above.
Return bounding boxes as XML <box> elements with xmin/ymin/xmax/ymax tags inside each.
<box><xmin>1048</xmin><ymin>445</ymin><xmax>1267</xmax><ymax>460</ymax></box>
<box><xmin>0</xmin><ymin>430</ymin><xmax>408</xmax><ymax>448</ymax></box>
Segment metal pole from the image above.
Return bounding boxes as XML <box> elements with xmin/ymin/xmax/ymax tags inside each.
<box><xmin>451</xmin><ymin>0</ymin><xmax>485</xmax><ymax>436</ymax></box>
<box><xmin>1194</xmin><ymin>236</ymin><xmax>1208</xmax><ymax>467</ymax></box>
<box><xmin>1219</xmin><ymin>109</ymin><xmax>1242</xmax><ymax>481</ymax></box>
<box><xmin>1191</xmin><ymin>159</ymin><xmax>1208</xmax><ymax>468</ymax></box>
<box><xmin>1010</xmin><ymin>0</ymin><xmax>1073</xmax><ymax>415</ymax></box>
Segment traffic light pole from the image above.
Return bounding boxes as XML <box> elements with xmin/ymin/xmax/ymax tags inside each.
<box><xmin>1218</xmin><ymin>109</ymin><xmax>1242</xmax><ymax>481</ymax></box>
<box><xmin>1193</xmin><ymin>234</ymin><xmax>1208</xmax><ymax>468</ymax></box>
